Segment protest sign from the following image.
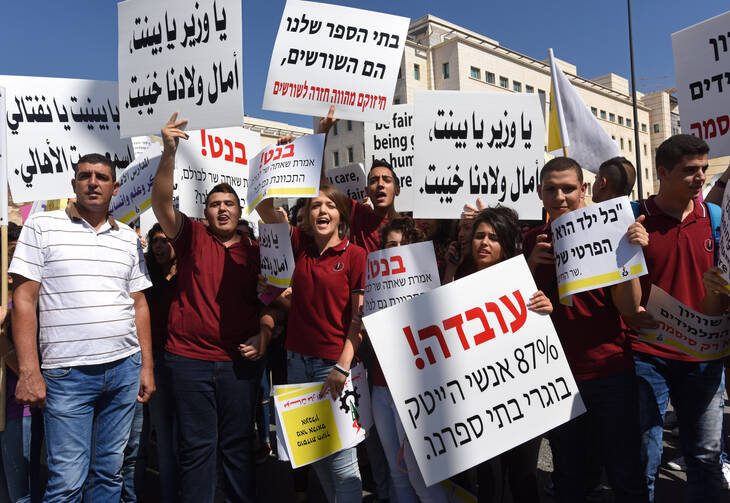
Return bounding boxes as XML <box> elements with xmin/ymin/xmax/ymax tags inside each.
<box><xmin>274</xmin><ymin>363</ymin><xmax>369</xmax><ymax>468</ymax></box>
<box><xmin>413</xmin><ymin>91</ymin><xmax>544</xmax><ymax>219</ymax></box>
<box><xmin>550</xmin><ymin>196</ymin><xmax>647</xmax><ymax>299</ymax></box>
<box><xmin>175</xmin><ymin>126</ymin><xmax>260</xmax><ymax>218</ymax></box>
<box><xmin>118</xmin><ymin>0</ymin><xmax>243</xmax><ymax>137</ymax></box>
<box><xmin>110</xmin><ymin>143</ymin><xmax>163</xmax><ymax>224</ymax></box>
<box><xmin>259</xmin><ymin>222</ymin><xmax>295</xmax><ymax>287</ymax></box>
<box><xmin>0</xmin><ymin>75</ymin><xmax>133</xmax><ymax>203</ymax></box>
<box><xmin>131</xmin><ymin>136</ymin><xmax>153</xmax><ymax>159</ymax></box>
<box><xmin>364</xmin><ymin>104</ymin><xmax>415</xmax><ymax>211</ymax></box>
<box><xmin>325</xmin><ymin>162</ymin><xmax>367</xmax><ymax>202</ymax></box>
<box><xmin>363</xmin><ymin>255</ymin><xmax>585</xmax><ymax>486</ymax></box>
<box><xmin>0</xmin><ymin>86</ymin><xmax>7</xmax><ymax>226</ymax></box>
<box><xmin>263</xmin><ymin>0</ymin><xmax>409</xmax><ymax>122</ymax></box>
<box><xmin>364</xmin><ymin>241</ymin><xmax>440</xmax><ymax>316</ymax></box>
<box><xmin>247</xmin><ymin>134</ymin><xmax>324</xmax><ymax>214</ymax></box>
<box><xmin>640</xmin><ymin>285</ymin><xmax>730</xmax><ymax>360</ymax></box>
<box><xmin>672</xmin><ymin>11</ymin><xmax>730</xmax><ymax>157</ymax></box>
<box><xmin>717</xmin><ymin>184</ymin><xmax>730</xmax><ymax>283</ymax></box>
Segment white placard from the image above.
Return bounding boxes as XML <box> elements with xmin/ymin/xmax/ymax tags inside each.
<box><xmin>0</xmin><ymin>75</ymin><xmax>133</xmax><ymax>203</ymax></box>
<box><xmin>262</xmin><ymin>0</ymin><xmax>409</xmax><ymax>122</ymax></box>
<box><xmin>111</xmin><ymin>143</ymin><xmax>163</xmax><ymax>224</ymax></box>
<box><xmin>132</xmin><ymin>136</ymin><xmax>153</xmax><ymax>159</ymax></box>
<box><xmin>672</xmin><ymin>11</ymin><xmax>730</xmax><ymax>157</ymax></box>
<box><xmin>413</xmin><ymin>91</ymin><xmax>544</xmax><ymax>219</ymax></box>
<box><xmin>247</xmin><ymin>134</ymin><xmax>324</xmax><ymax>214</ymax></box>
<box><xmin>118</xmin><ymin>0</ymin><xmax>243</xmax><ymax>137</ymax></box>
<box><xmin>324</xmin><ymin>162</ymin><xmax>367</xmax><ymax>201</ymax></box>
<box><xmin>363</xmin><ymin>104</ymin><xmax>415</xmax><ymax>211</ymax></box>
<box><xmin>551</xmin><ymin>196</ymin><xmax>647</xmax><ymax>299</ymax></box>
<box><xmin>260</xmin><ymin>222</ymin><xmax>295</xmax><ymax>287</ymax></box>
<box><xmin>362</xmin><ymin>255</ymin><xmax>585</xmax><ymax>486</ymax></box>
<box><xmin>0</xmin><ymin>86</ymin><xmax>7</xmax><ymax>226</ymax></box>
<box><xmin>273</xmin><ymin>363</ymin><xmax>369</xmax><ymax>468</ymax></box>
<box><xmin>717</xmin><ymin>179</ymin><xmax>730</xmax><ymax>283</ymax></box>
<box><xmin>640</xmin><ymin>285</ymin><xmax>730</xmax><ymax>360</ymax></box>
<box><xmin>363</xmin><ymin>241</ymin><xmax>440</xmax><ymax>316</ymax></box>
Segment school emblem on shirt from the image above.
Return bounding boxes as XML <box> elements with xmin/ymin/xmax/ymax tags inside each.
<box><xmin>333</xmin><ymin>261</ymin><xmax>344</xmax><ymax>272</ymax></box>
<box><xmin>705</xmin><ymin>239</ymin><xmax>714</xmax><ymax>253</ymax></box>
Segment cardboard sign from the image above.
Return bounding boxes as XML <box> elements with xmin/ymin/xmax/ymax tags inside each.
<box><xmin>110</xmin><ymin>143</ymin><xmax>163</xmax><ymax>223</ymax></box>
<box><xmin>118</xmin><ymin>0</ymin><xmax>243</xmax><ymax>137</ymax></box>
<box><xmin>640</xmin><ymin>285</ymin><xmax>730</xmax><ymax>360</ymax></box>
<box><xmin>363</xmin><ymin>104</ymin><xmax>415</xmax><ymax>211</ymax></box>
<box><xmin>551</xmin><ymin>196</ymin><xmax>647</xmax><ymax>299</ymax></box>
<box><xmin>672</xmin><ymin>11</ymin><xmax>730</xmax><ymax>156</ymax></box>
<box><xmin>0</xmin><ymin>75</ymin><xmax>133</xmax><ymax>203</ymax></box>
<box><xmin>363</xmin><ymin>255</ymin><xmax>585</xmax><ymax>486</ymax></box>
<box><xmin>413</xmin><ymin>91</ymin><xmax>544</xmax><ymax>219</ymax></box>
<box><xmin>259</xmin><ymin>222</ymin><xmax>295</xmax><ymax>287</ymax></box>
<box><xmin>325</xmin><ymin>162</ymin><xmax>367</xmax><ymax>202</ymax></box>
<box><xmin>263</xmin><ymin>0</ymin><xmax>409</xmax><ymax>121</ymax></box>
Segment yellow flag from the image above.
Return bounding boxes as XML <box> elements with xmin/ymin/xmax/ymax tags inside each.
<box><xmin>547</xmin><ymin>83</ymin><xmax>562</xmax><ymax>152</ymax></box>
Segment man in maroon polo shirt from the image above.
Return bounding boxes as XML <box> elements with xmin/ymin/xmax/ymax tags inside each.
<box><xmin>522</xmin><ymin>156</ymin><xmax>649</xmax><ymax>502</ymax></box>
<box><xmin>627</xmin><ymin>134</ymin><xmax>725</xmax><ymax>502</ymax></box>
<box><xmin>151</xmin><ymin>113</ymin><xmax>274</xmax><ymax>503</ymax></box>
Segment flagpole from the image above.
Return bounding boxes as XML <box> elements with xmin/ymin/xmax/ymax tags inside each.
<box><xmin>0</xmin><ymin>87</ymin><xmax>7</xmax><ymax>432</ymax></box>
<box><xmin>627</xmin><ymin>0</ymin><xmax>645</xmax><ymax>202</ymax></box>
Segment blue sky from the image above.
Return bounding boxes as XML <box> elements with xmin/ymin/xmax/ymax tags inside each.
<box><xmin>1</xmin><ymin>1</ymin><xmax>727</xmax><ymax>129</ymax></box>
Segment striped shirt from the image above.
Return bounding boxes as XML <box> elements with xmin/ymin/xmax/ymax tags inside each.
<box><xmin>9</xmin><ymin>204</ymin><xmax>152</xmax><ymax>369</ymax></box>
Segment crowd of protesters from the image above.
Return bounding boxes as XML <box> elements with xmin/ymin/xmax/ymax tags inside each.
<box><xmin>2</xmin><ymin>105</ymin><xmax>730</xmax><ymax>503</ymax></box>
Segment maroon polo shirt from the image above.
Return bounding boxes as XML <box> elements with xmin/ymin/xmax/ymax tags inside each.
<box><xmin>523</xmin><ymin>224</ymin><xmax>634</xmax><ymax>380</ymax></box>
<box><xmin>350</xmin><ymin>199</ymin><xmax>389</xmax><ymax>253</ymax></box>
<box><xmin>631</xmin><ymin>196</ymin><xmax>714</xmax><ymax>361</ymax></box>
<box><xmin>165</xmin><ymin>215</ymin><xmax>261</xmax><ymax>361</ymax></box>
<box><xmin>286</xmin><ymin>226</ymin><xmax>366</xmax><ymax>361</ymax></box>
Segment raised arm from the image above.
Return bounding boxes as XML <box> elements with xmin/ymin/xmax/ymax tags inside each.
<box><xmin>318</xmin><ymin>105</ymin><xmax>337</xmax><ymax>180</ymax></box>
<box><xmin>152</xmin><ymin>113</ymin><xmax>188</xmax><ymax>239</ymax></box>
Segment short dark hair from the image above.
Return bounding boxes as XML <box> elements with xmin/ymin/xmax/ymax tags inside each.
<box><xmin>656</xmin><ymin>134</ymin><xmax>709</xmax><ymax>173</ymax></box>
<box><xmin>598</xmin><ymin>156</ymin><xmax>636</xmax><ymax>197</ymax></box>
<box><xmin>379</xmin><ymin>217</ymin><xmax>424</xmax><ymax>248</ymax></box>
<box><xmin>75</xmin><ymin>153</ymin><xmax>116</xmax><ymax>182</ymax></box>
<box><xmin>205</xmin><ymin>183</ymin><xmax>241</xmax><ymax>208</ymax></box>
<box><xmin>368</xmin><ymin>159</ymin><xmax>400</xmax><ymax>188</ymax></box>
<box><xmin>470</xmin><ymin>206</ymin><xmax>521</xmax><ymax>260</ymax></box>
<box><xmin>7</xmin><ymin>222</ymin><xmax>21</xmax><ymax>242</ymax></box>
<box><xmin>540</xmin><ymin>157</ymin><xmax>583</xmax><ymax>184</ymax></box>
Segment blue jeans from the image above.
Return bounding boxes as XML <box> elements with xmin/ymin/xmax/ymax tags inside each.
<box><xmin>121</xmin><ymin>401</ymin><xmax>145</xmax><ymax>502</ymax></box>
<box><xmin>549</xmin><ymin>370</ymin><xmax>648</xmax><ymax>503</ymax></box>
<box><xmin>287</xmin><ymin>351</ymin><xmax>362</xmax><ymax>503</ymax></box>
<box><xmin>165</xmin><ymin>352</ymin><xmax>257</xmax><ymax>503</ymax></box>
<box><xmin>0</xmin><ymin>416</ymin><xmax>31</xmax><ymax>503</ymax></box>
<box><xmin>371</xmin><ymin>385</ymin><xmax>447</xmax><ymax>503</ymax></box>
<box><xmin>148</xmin><ymin>351</ymin><xmax>178</xmax><ymax>503</ymax></box>
<box><xmin>635</xmin><ymin>352</ymin><xmax>724</xmax><ymax>502</ymax></box>
<box><xmin>42</xmin><ymin>353</ymin><xmax>141</xmax><ymax>503</ymax></box>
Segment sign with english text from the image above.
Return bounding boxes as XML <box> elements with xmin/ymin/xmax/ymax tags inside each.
<box><xmin>325</xmin><ymin>162</ymin><xmax>367</xmax><ymax>202</ymax></box>
<box><xmin>550</xmin><ymin>196</ymin><xmax>647</xmax><ymax>299</ymax></box>
<box><xmin>263</xmin><ymin>0</ymin><xmax>409</xmax><ymax>122</ymax></box>
<box><xmin>363</xmin><ymin>255</ymin><xmax>585</xmax><ymax>486</ymax></box>
<box><xmin>413</xmin><ymin>91</ymin><xmax>544</xmax><ymax>219</ymax></box>
<box><xmin>118</xmin><ymin>0</ymin><xmax>243</xmax><ymax>137</ymax></box>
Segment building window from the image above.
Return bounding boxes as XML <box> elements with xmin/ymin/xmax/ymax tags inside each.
<box><xmin>653</xmin><ymin>124</ymin><xmax>660</xmax><ymax>133</ymax></box>
<box><xmin>347</xmin><ymin>146</ymin><xmax>354</xmax><ymax>163</ymax></box>
<box><xmin>600</xmin><ymin>110</ymin><xmax>606</xmax><ymax>119</ymax></box>
<box><xmin>333</xmin><ymin>151</ymin><xmax>340</xmax><ymax>167</ymax></box>
<box><xmin>612</xmin><ymin>135</ymin><xmax>616</xmax><ymax>141</ymax></box>
<box><xmin>499</xmin><ymin>76</ymin><xmax>509</xmax><ymax>88</ymax></box>
<box><xmin>443</xmin><ymin>62</ymin><xmax>450</xmax><ymax>79</ymax></box>
<box><xmin>618</xmin><ymin>116</ymin><xmax>624</xmax><ymax>125</ymax></box>
<box><xmin>333</xmin><ymin>123</ymin><xmax>338</xmax><ymax>136</ymax></box>
<box><xmin>609</xmin><ymin>113</ymin><xmax>616</xmax><ymax>122</ymax></box>
<box><xmin>526</xmin><ymin>85</ymin><xmax>534</xmax><ymax>93</ymax></box>
<box><xmin>626</xmin><ymin>118</ymin><xmax>632</xmax><ymax>128</ymax></box>
<box><xmin>486</xmin><ymin>72</ymin><xmax>495</xmax><ymax>84</ymax></box>
<box><xmin>645</xmin><ymin>168</ymin><xmax>649</xmax><ymax>179</ymax></box>
<box><xmin>414</xmin><ymin>64</ymin><xmax>420</xmax><ymax>81</ymax></box>
<box><xmin>587</xmin><ymin>184</ymin><xmax>592</xmax><ymax>196</ymax></box>
<box><xmin>620</xmin><ymin>138</ymin><xmax>624</xmax><ymax>149</ymax></box>
<box><xmin>513</xmin><ymin>81</ymin><xmax>522</xmax><ymax>92</ymax></box>
<box><xmin>347</xmin><ymin>120</ymin><xmax>352</xmax><ymax>131</ymax></box>
<box><xmin>643</xmin><ymin>144</ymin><xmax>647</xmax><ymax>155</ymax></box>
<box><xmin>641</xmin><ymin>123</ymin><xmax>647</xmax><ymax>133</ymax></box>
<box><xmin>470</xmin><ymin>66</ymin><xmax>481</xmax><ymax>79</ymax></box>
<box><xmin>591</xmin><ymin>107</ymin><xmax>597</xmax><ymax>116</ymax></box>
<box><xmin>628</xmin><ymin>139</ymin><xmax>632</xmax><ymax>152</ymax></box>
<box><xmin>398</xmin><ymin>67</ymin><xmax>402</xmax><ymax>79</ymax></box>
<box><xmin>538</xmin><ymin>89</ymin><xmax>546</xmax><ymax>100</ymax></box>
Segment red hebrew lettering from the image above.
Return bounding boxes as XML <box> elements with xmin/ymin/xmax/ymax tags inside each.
<box><xmin>442</xmin><ymin>314</ymin><xmax>470</xmax><ymax>350</ymax></box>
<box><xmin>465</xmin><ymin>306</ymin><xmax>496</xmax><ymax>346</ymax></box>
<box><xmin>209</xmin><ymin>135</ymin><xmax>224</xmax><ymax>158</ymax></box>
<box><xmin>418</xmin><ymin>325</ymin><xmax>451</xmax><ymax>365</ymax></box>
<box><xmin>233</xmin><ymin>142</ymin><xmax>247</xmax><ymax>165</ymax></box>
<box><xmin>224</xmin><ymin>139</ymin><xmax>234</xmax><ymax>162</ymax></box>
<box><xmin>282</xmin><ymin>144</ymin><xmax>295</xmax><ymax>158</ymax></box>
<box><xmin>499</xmin><ymin>291</ymin><xmax>527</xmax><ymax>332</ymax></box>
<box><xmin>272</xmin><ymin>147</ymin><xmax>283</xmax><ymax>161</ymax></box>
<box><xmin>390</xmin><ymin>255</ymin><xmax>406</xmax><ymax>274</ymax></box>
<box><xmin>402</xmin><ymin>326</ymin><xmax>425</xmax><ymax>370</ymax></box>
<box><xmin>200</xmin><ymin>130</ymin><xmax>208</xmax><ymax>156</ymax></box>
